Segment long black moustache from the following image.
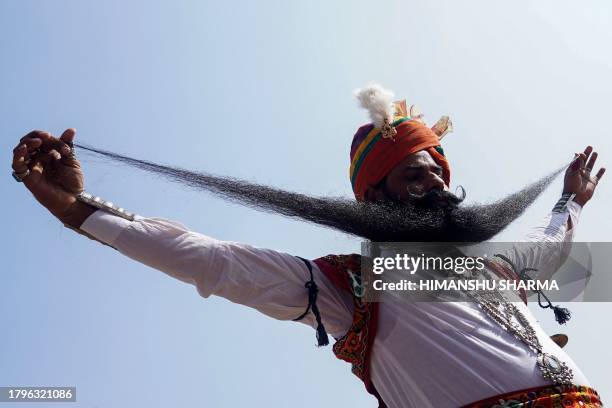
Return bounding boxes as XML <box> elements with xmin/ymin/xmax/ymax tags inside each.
<box><xmin>74</xmin><ymin>143</ymin><xmax>566</xmax><ymax>242</ymax></box>
<box><xmin>407</xmin><ymin>188</ymin><xmax>466</xmax><ymax>207</ymax></box>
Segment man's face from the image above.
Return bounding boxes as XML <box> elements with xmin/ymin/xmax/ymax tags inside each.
<box><xmin>364</xmin><ymin>150</ymin><xmax>451</xmax><ymax>206</ymax></box>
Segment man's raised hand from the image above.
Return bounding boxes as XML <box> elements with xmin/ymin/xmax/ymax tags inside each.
<box><xmin>563</xmin><ymin>146</ymin><xmax>606</xmax><ymax>207</ymax></box>
<box><xmin>11</xmin><ymin>129</ymin><xmax>95</xmax><ymax>227</ymax></box>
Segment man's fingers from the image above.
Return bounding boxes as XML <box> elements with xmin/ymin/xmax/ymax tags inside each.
<box><xmin>22</xmin><ymin>131</ymin><xmax>64</xmax><ymax>155</ymax></box>
<box><xmin>13</xmin><ymin>138</ymin><xmax>42</xmax><ymax>154</ymax></box>
<box><xmin>12</xmin><ymin>143</ymin><xmax>27</xmax><ymax>155</ymax></box>
<box><xmin>24</xmin><ymin>138</ymin><xmax>42</xmax><ymax>160</ymax></box>
<box><xmin>28</xmin><ymin>151</ymin><xmax>55</xmax><ymax>177</ymax></box>
<box><xmin>585</xmin><ymin>152</ymin><xmax>598</xmax><ymax>172</ymax></box>
<box><xmin>40</xmin><ymin>136</ymin><xmax>71</xmax><ymax>157</ymax></box>
<box><xmin>19</xmin><ymin>129</ymin><xmax>74</xmax><ymax>156</ymax></box>
<box><xmin>59</xmin><ymin>128</ymin><xmax>76</xmax><ymax>145</ymax></box>
<box><xmin>19</xmin><ymin>130</ymin><xmax>44</xmax><ymax>142</ymax></box>
<box><xmin>19</xmin><ymin>130</ymin><xmax>39</xmax><ymax>141</ymax></box>
<box><xmin>12</xmin><ymin>143</ymin><xmax>27</xmax><ymax>154</ymax></box>
<box><xmin>59</xmin><ymin>129</ymin><xmax>76</xmax><ymax>158</ymax></box>
<box><xmin>595</xmin><ymin>168</ymin><xmax>606</xmax><ymax>181</ymax></box>
<box><xmin>583</xmin><ymin>145</ymin><xmax>593</xmax><ymax>158</ymax></box>
<box><xmin>12</xmin><ymin>144</ymin><xmax>43</xmax><ymax>187</ymax></box>
<box><xmin>20</xmin><ymin>130</ymin><xmax>53</xmax><ymax>143</ymax></box>
<box><xmin>22</xmin><ymin>158</ymin><xmax>43</xmax><ymax>188</ymax></box>
<box><xmin>11</xmin><ymin>144</ymin><xmax>29</xmax><ymax>172</ymax></box>
<box><xmin>24</xmin><ymin>138</ymin><xmax>42</xmax><ymax>150</ymax></box>
<box><xmin>58</xmin><ymin>129</ymin><xmax>80</xmax><ymax>166</ymax></box>
<box><xmin>570</xmin><ymin>153</ymin><xmax>587</xmax><ymax>172</ymax></box>
<box><xmin>48</xmin><ymin>149</ymin><xmax>62</xmax><ymax>161</ymax></box>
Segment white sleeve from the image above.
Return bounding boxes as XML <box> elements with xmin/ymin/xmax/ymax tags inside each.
<box><xmin>524</xmin><ymin>200</ymin><xmax>582</xmax><ymax>243</ymax></box>
<box><xmin>495</xmin><ymin>200</ymin><xmax>583</xmax><ymax>282</ymax></box>
<box><xmin>80</xmin><ymin>211</ymin><xmax>353</xmax><ymax>338</ymax></box>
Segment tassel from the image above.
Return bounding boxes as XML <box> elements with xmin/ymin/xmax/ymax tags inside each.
<box><xmin>537</xmin><ymin>290</ymin><xmax>572</xmax><ymax>325</ymax></box>
<box><xmin>553</xmin><ymin>306</ymin><xmax>572</xmax><ymax>325</ymax></box>
<box><xmin>293</xmin><ymin>257</ymin><xmax>330</xmax><ymax>347</ymax></box>
<box><xmin>305</xmin><ymin>281</ymin><xmax>330</xmax><ymax>347</ymax></box>
<box><xmin>315</xmin><ymin>319</ymin><xmax>330</xmax><ymax>347</ymax></box>
<box><xmin>494</xmin><ymin>254</ymin><xmax>572</xmax><ymax>326</ymax></box>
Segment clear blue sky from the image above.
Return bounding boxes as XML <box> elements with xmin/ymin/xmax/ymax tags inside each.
<box><xmin>2</xmin><ymin>1</ymin><xmax>611</xmax><ymax>406</ymax></box>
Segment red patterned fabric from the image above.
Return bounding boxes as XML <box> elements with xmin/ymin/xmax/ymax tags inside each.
<box><xmin>313</xmin><ymin>254</ymin><xmax>386</xmax><ymax>408</ymax></box>
<box><xmin>462</xmin><ymin>384</ymin><xmax>602</xmax><ymax>407</ymax></box>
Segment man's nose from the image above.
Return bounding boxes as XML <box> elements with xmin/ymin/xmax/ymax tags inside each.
<box><xmin>423</xmin><ymin>172</ymin><xmax>447</xmax><ymax>192</ymax></box>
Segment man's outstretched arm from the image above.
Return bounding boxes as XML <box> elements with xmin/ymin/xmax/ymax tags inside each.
<box><xmin>493</xmin><ymin>146</ymin><xmax>605</xmax><ymax>281</ymax></box>
<box><xmin>11</xmin><ymin>129</ymin><xmax>353</xmax><ymax>339</ymax></box>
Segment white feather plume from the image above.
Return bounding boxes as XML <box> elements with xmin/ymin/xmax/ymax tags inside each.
<box><xmin>354</xmin><ymin>83</ymin><xmax>395</xmax><ymax>129</ymax></box>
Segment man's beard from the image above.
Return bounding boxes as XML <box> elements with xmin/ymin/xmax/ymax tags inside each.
<box><xmin>76</xmin><ymin>144</ymin><xmax>566</xmax><ymax>242</ymax></box>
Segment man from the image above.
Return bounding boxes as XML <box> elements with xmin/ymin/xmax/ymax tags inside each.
<box><xmin>10</xmin><ymin>84</ymin><xmax>605</xmax><ymax>407</ymax></box>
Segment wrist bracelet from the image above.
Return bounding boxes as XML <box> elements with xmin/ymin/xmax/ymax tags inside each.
<box><xmin>552</xmin><ymin>192</ymin><xmax>576</xmax><ymax>213</ymax></box>
<box><xmin>77</xmin><ymin>191</ymin><xmax>136</xmax><ymax>221</ymax></box>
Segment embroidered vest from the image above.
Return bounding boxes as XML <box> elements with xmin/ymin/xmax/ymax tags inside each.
<box><xmin>312</xmin><ymin>254</ymin><xmax>387</xmax><ymax>408</ymax></box>
<box><xmin>309</xmin><ymin>253</ymin><xmax>573</xmax><ymax>408</ymax></box>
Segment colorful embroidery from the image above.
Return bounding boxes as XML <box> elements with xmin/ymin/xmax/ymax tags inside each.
<box><xmin>313</xmin><ymin>254</ymin><xmax>385</xmax><ymax>407</ymax></box>
<box><xmin>463</xmin><ymin>384</ymin><xmax>602</xmax><ymax>408</ymax></box>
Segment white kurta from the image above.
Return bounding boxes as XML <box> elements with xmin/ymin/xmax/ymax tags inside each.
<box><xmin>81</xmin><ymin>201</ymin><xmax>590</xmax><ymax>408</ymax></box>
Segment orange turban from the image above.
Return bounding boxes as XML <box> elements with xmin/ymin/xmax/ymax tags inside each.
<box><xmin>349</xmin><ymin>117</ymin><xmax>451</xmax><ymax>200</ymax></box>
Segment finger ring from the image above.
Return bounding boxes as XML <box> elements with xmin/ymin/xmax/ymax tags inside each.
<box><xmin>11</xmin><ymin>169</ymin><xmax>30</xmax><ymax>183</ymax></box>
